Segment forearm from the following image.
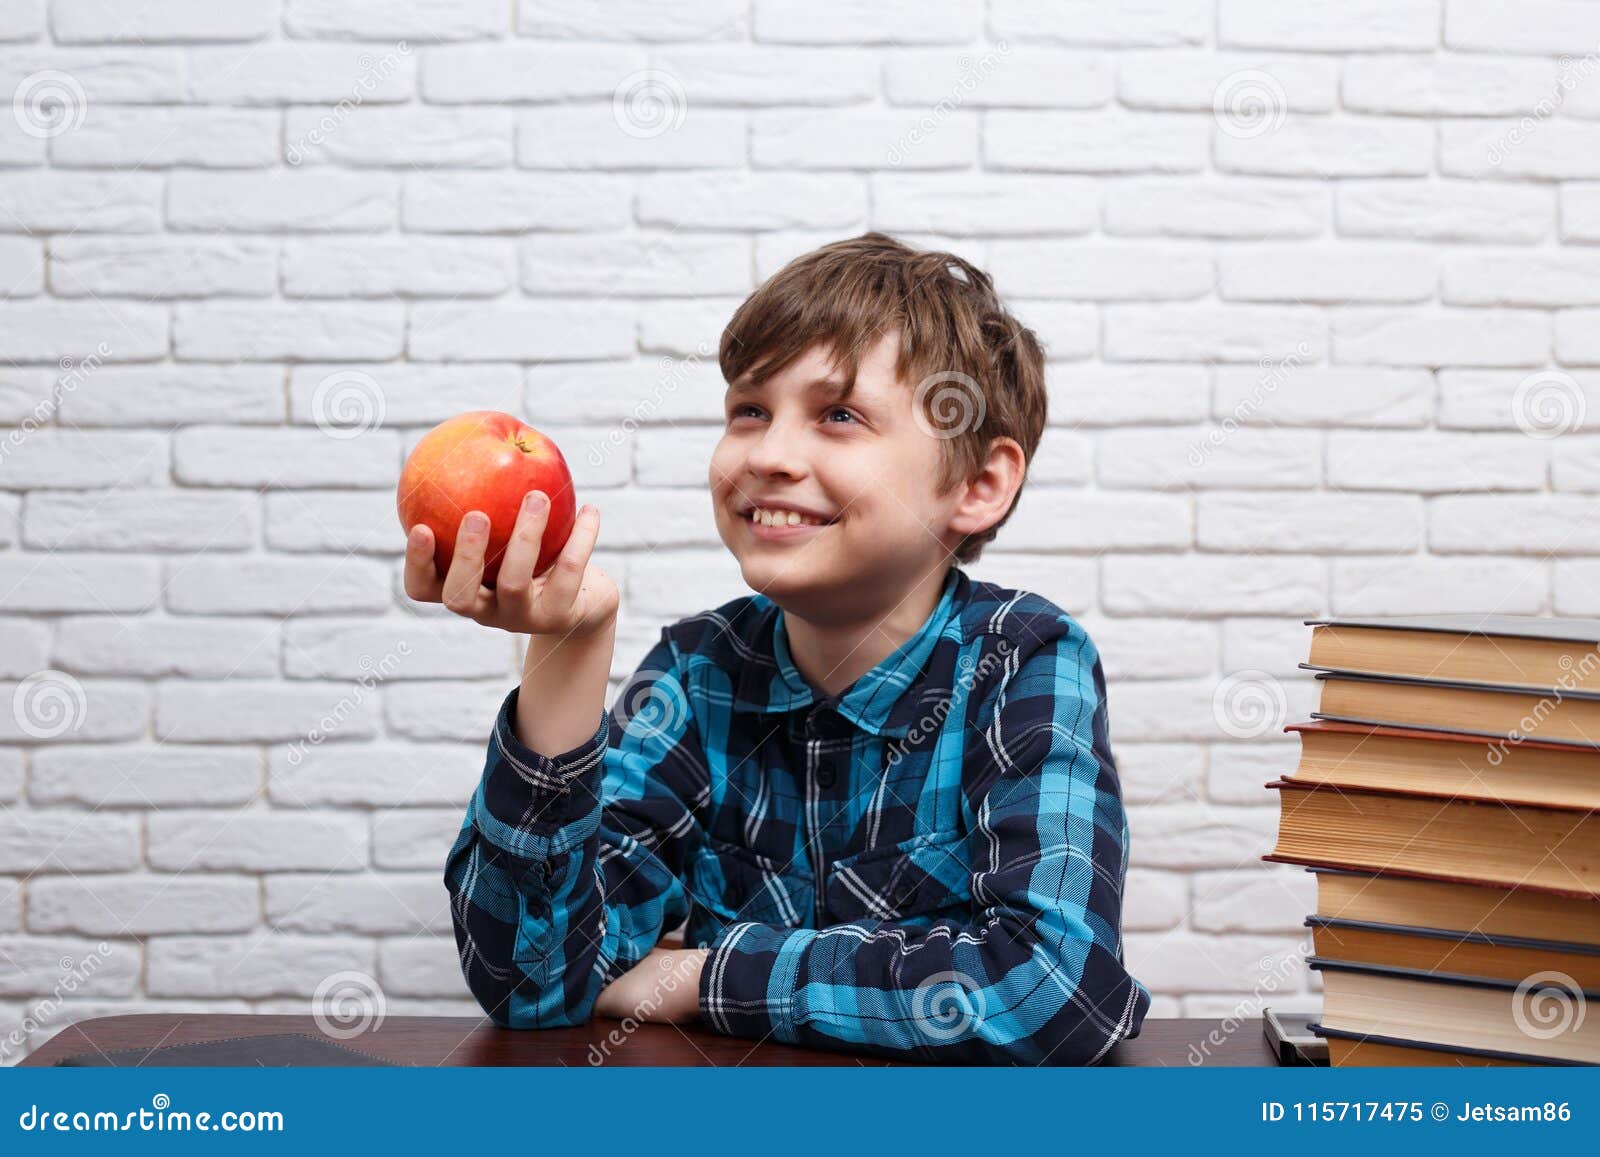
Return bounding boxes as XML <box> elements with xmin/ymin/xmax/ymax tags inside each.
<box><xmin>445</xmin><ymin>685</ymin><xmax>615</xmax><ymax>1029</ymax></box>
<box><xmin>516</xmin><ymin>618</ymin><xmax>615</xmax><ymax>757</ymax></box>
<box><xmin>448</xmin><ymin>642</ymin><xmax>704</xmax><ymax>1029</ymax></box>
<box><xmin>698</xmin><ymin>911</ymin><xmax>1150</xmax><ymax>1065</ymax></box>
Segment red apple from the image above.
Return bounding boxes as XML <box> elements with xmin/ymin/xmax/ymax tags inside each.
<box><xmin>397</xmin><ymin>410</ymin><xmax>577</xmax><ymax>588</ymax></box>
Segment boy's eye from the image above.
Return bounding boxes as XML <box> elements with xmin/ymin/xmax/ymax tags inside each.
<box><xmin>728</xmin><ymin>403</ymin><xmax>762</xmax><ymax>420</ymax></box>
<box><xmin>825</xmin><ymin>407</ymin><xmax>856</xmax><ymax>424</ymax></box>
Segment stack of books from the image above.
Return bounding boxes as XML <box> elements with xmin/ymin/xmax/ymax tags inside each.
<box><xmin>1263</xmin><ymin>615</ymin><xmax>1600</xmax><ymax>1067</ymax></box>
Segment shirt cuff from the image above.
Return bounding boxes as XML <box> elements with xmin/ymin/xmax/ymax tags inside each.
<box><xmin>697</xmin><ymin>920</ymin><xmax>818</xmax><ymax>1043</ymax></box>
<box><xmin>478</xmin><ymin>683</ymin><xmax>609</xmax><ymax>838</ymax></box>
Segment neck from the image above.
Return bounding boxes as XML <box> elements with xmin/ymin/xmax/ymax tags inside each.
<box><xmin>783</xmin><ymin>565</ymin><xmax>951</xmax><ymax>698</ymax></box>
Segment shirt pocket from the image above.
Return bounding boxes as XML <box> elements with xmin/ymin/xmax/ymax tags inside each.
<box><xmin>824</xmin><ymin>829</ymin><xmax>972</xmax><ymax>924</ymax></box>
<box><xmin>685</xmin><ymin>836</ymin><xmax>813</xmax><ymax>930</ymax></box>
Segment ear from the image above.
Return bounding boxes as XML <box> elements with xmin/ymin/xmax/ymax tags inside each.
<box><xmin>946</xmin><ymin>436</ymin><xmax>1027</xmax><ymax>540</ymax></box>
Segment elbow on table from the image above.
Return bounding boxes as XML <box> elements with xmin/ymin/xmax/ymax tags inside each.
<box><xmin>458</xmin><ymin>949</ymin><xmax>607</xmax><ymax>1032</ymax></box>
<box><xmin>953</xmin><ymin>922</ymin><xmax>1153</xmax><ymax>1066</ymax></box>
<box><xmin>1023</xmin><ymin>968</ymin><xmax>1153</xmax><ymax>1067</ymax></box>
<box><xmin>464</xmin><ymin>972</ymin><xmax>599</xmax><ymax>1031</ymax></box>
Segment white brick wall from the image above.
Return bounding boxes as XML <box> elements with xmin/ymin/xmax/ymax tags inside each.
<box><xmin>2</xmin><ymin>0</ymin><xmax>1597</xmax><ymax>1060</ymax></box>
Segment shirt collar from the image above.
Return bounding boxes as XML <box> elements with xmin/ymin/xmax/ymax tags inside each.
<box><xmin>731</xmin><ymin>567</ymin><xmax>966</xmax><ymax>738</ymax></box>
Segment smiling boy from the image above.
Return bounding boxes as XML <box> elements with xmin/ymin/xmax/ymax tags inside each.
<box><xmin>418</xmin><ymin>233</ymin><xmax>1153</xmax><ymax>1064</ymax></box>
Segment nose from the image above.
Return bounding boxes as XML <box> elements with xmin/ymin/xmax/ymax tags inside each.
<box><xmin>744</xmin><ymin>413</ymin><xmax>808</xmax><ymax>481</ymax></box>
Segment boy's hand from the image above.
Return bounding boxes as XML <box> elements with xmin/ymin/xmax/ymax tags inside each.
<box><xmin>593</xmin><ymin>947</ymin><xmax>710</xmax><ymax>1024</ymax></box>
<box><xmin>403</xmin><ymin>491</ymin><xmax>619</xmax><ymax>638</ymax></box>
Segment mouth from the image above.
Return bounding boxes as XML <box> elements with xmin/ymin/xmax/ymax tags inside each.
<box><xmin>738</xmin><ymin>503</ymin><xmax>840</xmax><ymax>540</ymax></box>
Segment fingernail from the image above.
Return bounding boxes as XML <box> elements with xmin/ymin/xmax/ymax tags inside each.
<box><xmin>464</xmin><ymin>512</ymin><xmax>488</xmax><ymax>533</ymax></box>
<box><xmin>524</xmin><ymin>491</ymin><xmax>547</xmax><ymax>511</ymax></box>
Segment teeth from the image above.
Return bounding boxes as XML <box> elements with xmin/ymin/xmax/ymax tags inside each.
<box><xmin>751</xmin><ymin>507</ymin><xmax>825</xmax><ymax>527</ymax></box>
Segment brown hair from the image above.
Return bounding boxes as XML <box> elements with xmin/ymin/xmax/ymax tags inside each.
<box><xmin>719</xmin><ymin>232</ymin><xmax>1048</xmax><ymax>564</ymax></box>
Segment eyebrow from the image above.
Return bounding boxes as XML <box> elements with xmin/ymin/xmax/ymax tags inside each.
<box><xmin>724</xmin><ymin>375</ymin><xmax>857</xmax><ymax>403</ymax></box>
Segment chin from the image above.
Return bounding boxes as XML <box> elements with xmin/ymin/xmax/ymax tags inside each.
<box><xmin>736</xmin><ymin>557</ymin><xmax>834</xmax><ymax>604</ymax></box>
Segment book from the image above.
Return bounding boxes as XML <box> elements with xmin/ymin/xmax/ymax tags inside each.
<box><xmin>1312</xmin><ymin>1024</ymin><xmax>1557</xmax><ymax>1067</ymax></box>
<box><xmin>1304</xmin><ymin>614</ymin><xmax>1600</xmax><ymax>691</ymax></box>
<box><xmin>1309</xmin><ymin>957</ymin><xmax>1599</xmax><ymax>1065</ymax></box>
<box><xmin>1310</xmin><ymin>867</ymin><xmax>1600</xmax><ymax>947</ymax></box>
<box><xmin>1288</xmin><ymin>720</ymin><xmax>1600</xmax><ymax>810</ymax></box>
<box><xmin>1306</xmin><ymin>916</ymin><xmax>1600</xmax><ymax>988</ymax></box>
<box><xmin>1262</xmin><ymin>1007</ymin><xmax>1329</xmax><ymax>1066</ymax></box>
<box><xmin>1307</xmin><ymin>669</ymin><xmax>1600</xmax><ymax>747</ymax></box>
<box><xmin>1274</xmin><ymin>615</ymin><xmax>1600</xmax><ymax>1065</ymax></box>
<box><xmin>1263</xmin><ymin>779</ymin><xmax>1599</xmax><ymax>898</ymax></box>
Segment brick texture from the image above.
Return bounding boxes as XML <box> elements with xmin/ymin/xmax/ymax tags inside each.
<box><xmin>1</xmin><ymin>1</ymin><xmax>1592</xmax><ymax>1059</ymax></box>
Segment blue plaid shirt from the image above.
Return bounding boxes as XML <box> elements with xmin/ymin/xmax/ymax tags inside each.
<box><xmin>444</xmin><ymin>565</ymin><xmax>1152</xmax><ymax>1064</ymax></box>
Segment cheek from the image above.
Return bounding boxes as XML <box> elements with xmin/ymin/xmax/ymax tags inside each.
<box><xmin>835</xmin><ymin>452</ymin><xmax>904</xmax><ymax>503</ymax></box>
<box><xmin>707</xmin><ymin>439</ymin><xmax>739</xmax><ymax>490</ymax></box>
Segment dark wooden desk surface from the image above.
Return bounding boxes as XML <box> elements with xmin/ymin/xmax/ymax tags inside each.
<box><xmin>20</xmin><ymin>1014</ymin><xmax>1282</xmax><ymax>1067</ymax></box>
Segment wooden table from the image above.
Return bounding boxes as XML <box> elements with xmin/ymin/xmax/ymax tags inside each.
<box><xmin>20</xmin><ymin>1014</ymin><xmax>1283</xmax><ymax>1067</ymax></box>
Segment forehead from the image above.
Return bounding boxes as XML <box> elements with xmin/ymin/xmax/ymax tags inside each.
<box><xmin>725</xmin><ymin>333</ymin><xmax>903</xmax><ymax>399</ymax></box>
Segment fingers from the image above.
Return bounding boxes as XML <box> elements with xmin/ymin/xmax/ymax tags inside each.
<box><xmin>440</xmin><ymin>510</ymin><xmax>493</xmax><ymax>618</ymax></box>
<box><xmin>402</xmin><ymin>523</ymin><xmax>443</xmax><ymax>602</ymax></box>
<box><xmin>538</xmin><ymin>503</ymin><xmax>599</xmax><ymax>613</ymax></box>
<box><xmin>494</xmin><ymin>489</ymin><xmax>552</xmax><ymax>598</ymax></box>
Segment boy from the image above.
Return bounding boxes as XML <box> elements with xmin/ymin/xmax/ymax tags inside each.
<box><xmin>411</xmin><ymin>233</ymin><xmax>1153</xmax><ymax>1065</ymax></box>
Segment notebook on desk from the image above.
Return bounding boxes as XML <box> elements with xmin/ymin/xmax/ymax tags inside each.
<box><xmin>55</xmin><ymin>1032</ymin><xmax>397</xmax><ymax>1067</ymax></box>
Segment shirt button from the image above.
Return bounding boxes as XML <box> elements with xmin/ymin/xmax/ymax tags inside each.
<box><xmin>815</xmin><ymin>764</ymin><xmax>836</xmax><ymax>789</ymax></box>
